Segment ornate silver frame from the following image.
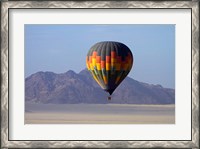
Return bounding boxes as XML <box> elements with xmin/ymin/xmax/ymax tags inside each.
<box><xmin>1</xmin><ymin>1</ymin><xmax>199</xmax><ymax>148</ymax></box>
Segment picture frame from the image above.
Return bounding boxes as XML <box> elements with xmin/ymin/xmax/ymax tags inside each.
<box><xmin>1</xmin><ymin>1</ymin><xmax>199</xmax><ymax>148</ymax></box>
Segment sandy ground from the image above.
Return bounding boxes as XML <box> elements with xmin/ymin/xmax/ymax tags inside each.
<box><xmin>25</xmin><ymin>104</ymin><xmax>175</xmax><ymax>124</ymax></box>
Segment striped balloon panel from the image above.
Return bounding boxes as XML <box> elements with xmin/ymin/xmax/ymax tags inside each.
<box><xmin>86</xmin><ymin>41</ymin><xmax>133</xmax><ymax>94</ymax></box>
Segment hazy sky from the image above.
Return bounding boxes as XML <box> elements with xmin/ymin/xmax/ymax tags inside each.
<box><xmin>25</xmin><ymin>24</ymin><xmax>175</xmax><ymax>89</ymax></box>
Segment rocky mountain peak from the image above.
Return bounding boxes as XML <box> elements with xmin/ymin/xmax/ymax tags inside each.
<box><xmin>25</xmin><ymin>69</ymin><xmax>175</xmax><ymax>104</ymax></box>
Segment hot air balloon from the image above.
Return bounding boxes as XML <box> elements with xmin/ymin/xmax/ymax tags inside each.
<box><xmin>86</xmin><ymin>41</ymin><xmax>133</xmax><ymax>100</ymax></box>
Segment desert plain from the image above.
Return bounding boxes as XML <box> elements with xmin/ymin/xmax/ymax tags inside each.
<box><xmin>25</xmin><ymin>103</ymin><xmax>175</xmax><ymax>124</ymax></box>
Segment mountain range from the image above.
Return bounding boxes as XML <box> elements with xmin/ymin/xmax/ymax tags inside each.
<box><xmin>25</xmin><ymin>69</ymin><xmax>175</xmax><ymax>104</ymax></box>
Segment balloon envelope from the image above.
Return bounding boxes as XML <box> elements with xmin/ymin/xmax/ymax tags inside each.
<box><xmin>86</xmin><ymin>41</ymin><xmax>133</xmax><ymax>95</ymax></box>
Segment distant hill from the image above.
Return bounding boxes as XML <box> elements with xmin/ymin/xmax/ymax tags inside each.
<box><xmin>25</xmin><ymin>69</ymin><xmax>175</xmax><ymax>104</ymax></box>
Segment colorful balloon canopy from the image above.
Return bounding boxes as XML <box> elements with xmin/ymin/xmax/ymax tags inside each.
<box><xmin>86</xmin><ymin>41</ymin><xmax>134</xmax><ymax>95</ymax></box>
